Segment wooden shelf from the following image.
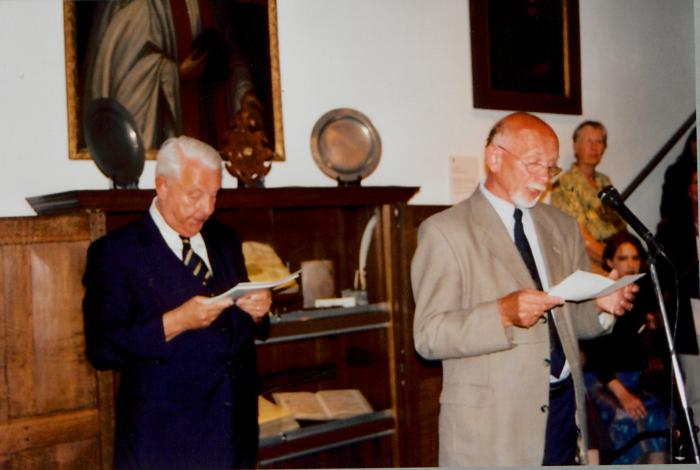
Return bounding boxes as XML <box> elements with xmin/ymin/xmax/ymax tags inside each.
<box><xmin>260</xmin><ymin>303</ymin><xmax>389</xmax><ymax>344</ymax></box>
<box><xmin>258</xmin><ymin>410</ymin><xmax>394</xmax><ymax>466</ymax></box>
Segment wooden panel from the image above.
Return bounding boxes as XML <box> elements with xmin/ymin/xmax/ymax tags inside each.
<box><xmin>2</xmin><ymin>439</ymin><xmax>99</xmax><ymax>470</ymax></box>
<box><xmin>0</xmin><ymin>248</ymin><xmax>6</xmax><ymax>424</ymax></box>
<box><xmin>0</xmin><ymin>212</ymin><xmax>100</xmax><ymax>245</ymax></box>
<box><xmin>30</xmin><ymin>242</ymin><xmax>96</xmax><ymax>413</ymax></box>
<box><xmin>0</xmin><ymin>212</ymin><xmax>110</xmax><ymax>470</ymax></box>
<box><xmin>0</xmin><ymin>409</ymin><xmax>99</xmax><ymax>454</ymax></box>
<box><xmin>393</xmin><ymin>205</ymin><xmax>447</xmax><ymax>467</ymax></box>
<box><xmin>3</xmin><ymin>245</ymin><xmax>36</xmax><ymax>419</ymax></box>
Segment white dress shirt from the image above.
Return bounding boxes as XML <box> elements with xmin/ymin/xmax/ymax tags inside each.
<box><xmin>149</xmin><ymin>198</ymin><xmax>213</xmax><ymax>272</ymax></box>
<box><xmin>480</xmin><ymin>182</ymin><xmax>571</xmax><ymax>381</ymax></box>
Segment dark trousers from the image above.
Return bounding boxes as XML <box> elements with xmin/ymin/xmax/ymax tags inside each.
<box><xmin>543</xmin><ymin>376</ymin><xmax>578</xmax><ymax>465</ymax></box>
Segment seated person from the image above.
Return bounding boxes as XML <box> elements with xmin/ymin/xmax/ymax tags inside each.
<box><xmin>581</xmin><ymin>232</ymin><xmax>670</xmax><ymax>464</ymax></box>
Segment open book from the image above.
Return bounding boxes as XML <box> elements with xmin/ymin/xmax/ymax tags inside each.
<box><xmin>272</xmin><ymin>389</ymin><xmax>373</xmax><ymax>421</ymax></box>
<box><xmin>258</xmin><ymin>395</ymin><xmax>300</xmax><ymax>438</ymax></box>
<box><xmin>203</xmin><ymin>270</ymin><xmax>301</xmax><ymax>304</ymax></box>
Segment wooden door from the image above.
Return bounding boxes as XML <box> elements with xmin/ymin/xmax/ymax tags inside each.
<box><xmin>0</xmin><ymin>212</ymin><xmax>113</xmax><ymax>469</ymax></box>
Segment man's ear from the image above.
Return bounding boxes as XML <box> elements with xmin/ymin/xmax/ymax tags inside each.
<box><xmin>484</xmin><ymin>144</ymin><xmax>501</xmax><ymax>173</ymax></box>
<box><xmin>155</xmin><ymin>175</ymin><xmax>168</xmax><ymax>199</ymax></box>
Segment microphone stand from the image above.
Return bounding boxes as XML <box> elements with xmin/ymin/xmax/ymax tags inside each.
<box><xmin>599</xmin><ymin>186</ymin><xmax>700</xmax><ymax>463</ymax></box>
<box><xmin>646</xmin><ymin>242</ymin><xmax>699</xmax><ymax>462</ymax></box>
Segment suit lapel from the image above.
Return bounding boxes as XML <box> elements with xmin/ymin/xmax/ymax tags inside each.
<box><xmin>201</xmin><ymin>226</ymin><xmax>228</xmax><ymax>294</ymax></box>
<box><xmin>468</xmin><ymin>191</ymin><xmax>536</xmax><ymax>289</ymax></box>
<box><xmin>530</xmin><ymin>205</ymin><xmax>565</xmax><ymax>287</ymax></box>
<box><xmin>138</xmin><ymin>214</ymin><xmax>210</xmax><ymax>298</ymax></box>
<box><xmin>200</xmin><ymin>222</ymin><xmax>247</xmax><ymax>296</ymax></box>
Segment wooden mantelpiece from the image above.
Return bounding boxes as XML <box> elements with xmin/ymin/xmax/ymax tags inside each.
<box><xmin>27</xmin><ymin>186</ymin><xmax>419</xmax><ymax>215</ymax></box>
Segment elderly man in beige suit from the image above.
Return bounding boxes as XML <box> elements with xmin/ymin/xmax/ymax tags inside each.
<box><xmin>412</xmin><ymin>112</ymin><xmax>636</xmax><ymax>466</ymax></box>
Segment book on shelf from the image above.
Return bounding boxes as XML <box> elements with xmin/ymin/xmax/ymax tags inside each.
<box><xmin>272</xmin><ymin>389</ymin><xmax>373</xmax><ymax>421</ymax></box>
<box><xmin>258</xmin><ymin>395</ymin><xmax>300</xmax><ymax>438</ymax></box>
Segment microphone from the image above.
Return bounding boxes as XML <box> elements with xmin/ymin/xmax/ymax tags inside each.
<box><xmin>598</xmin><ymin>185</ymin><xmax>662</xmax><ymax>252</ymax></box>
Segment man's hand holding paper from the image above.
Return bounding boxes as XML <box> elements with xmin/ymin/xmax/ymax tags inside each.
<box><xmin>548</xmin><ymin>269</ymin><xmax>641</xmax><ymax>315</ymax></box>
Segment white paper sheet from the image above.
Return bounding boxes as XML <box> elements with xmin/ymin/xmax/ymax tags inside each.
<box><xmin>203</xmin><ymin>270</ymin><xmax>301</xmax><ymax>304</ymax></box>
<box><xmin>547</xmin><ymin>270</ymin><xmax>644</xmax><ymax>302</ymax></box>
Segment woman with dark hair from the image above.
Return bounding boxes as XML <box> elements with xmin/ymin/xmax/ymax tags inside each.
<box><xmin>581</xmin><ymin>231</ymin><xmax>670</xmax><ymax>464</ymax></box>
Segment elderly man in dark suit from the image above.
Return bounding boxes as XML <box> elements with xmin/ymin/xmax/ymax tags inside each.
<box><xmin>83</xmin><ymin>135</ymin><xmax>271</xmax><ymax>469</ymax></box>
<box><xmin>412</xmin><ymin>112</ymin><xmax>637</xmax><ymax>466</ymax></box>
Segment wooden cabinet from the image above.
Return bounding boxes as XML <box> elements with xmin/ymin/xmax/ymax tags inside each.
<box><xmin>28</xmin><ymin>186</ymin><xmax>418</xmax><ymax>468</ymax></box>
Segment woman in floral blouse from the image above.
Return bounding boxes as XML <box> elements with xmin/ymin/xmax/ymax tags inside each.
<box><xmin>551</xmin><ymin>120</ymin><xmax>626</xmax><ymax>271</ymax></box>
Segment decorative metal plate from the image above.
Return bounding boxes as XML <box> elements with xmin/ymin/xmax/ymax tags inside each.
<box><xmin>310</xmin><ymin>108</ymin><xmax>381</xmax><ymax>184</ymax></box>
<box><xmin>84</xmin><ymin>98</ymin><xmax>145</xmax><ymax>188</ymax></box>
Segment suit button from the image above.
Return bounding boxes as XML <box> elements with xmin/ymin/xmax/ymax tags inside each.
<box><xmin>540</xmin><ymin>405</ymin><xmax>548</xmax><ymax>413</ymax></box>
<box><xmin>540</xmin><ymin>316</ymin><xmax>548</xmax><ymax>324</ymax></box>
<box><xmin>224</xmin><ymin>401</ymin><xmax>232</xmax><ymax>408</ymax></box>
<box><xmin>544</xmin><ymin>358</ymin><xmax>551</xmax><ymax>367</ymax></box>
<box><xmin>574</xmin><ymin>455</ymin><xmax>581</xmax><ymax>464</ymax></box>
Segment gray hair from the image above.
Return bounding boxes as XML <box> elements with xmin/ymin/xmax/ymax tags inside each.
<box><xmin>572</xmin><ymin>120</ymin><xmax>608</xmax><ymax>149</ymax></box>
<box><xmin>155</xmin><ymin>136</ymin><xmax>222</xmax><ymax>178</ymax></box>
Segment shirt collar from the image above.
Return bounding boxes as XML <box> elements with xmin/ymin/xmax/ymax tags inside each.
<box><xmin>149</xmin><ymin>198</ymin><xmax>206</xmax><ymax>256</ymax></box>
<box><xmin>479</xmin><ymin>180</ymin><xmax>531</xmax><ymax>237</ymax></box>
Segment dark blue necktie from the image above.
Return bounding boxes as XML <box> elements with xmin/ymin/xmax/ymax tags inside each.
<box><xmin>180</xmin><ymin>236</ymin><xmax>213</xmax><ymax>286</ymax></box>
<box><xmin>513</xmin><ymin>209</ymin><xmax>565</xmax><ymax>378</ymax></box>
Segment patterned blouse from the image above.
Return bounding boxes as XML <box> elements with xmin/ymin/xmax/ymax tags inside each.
<box><xmin>550</xmin><ymin>163</ymin><xmax>626</xmax><ymax>242</ymax></box>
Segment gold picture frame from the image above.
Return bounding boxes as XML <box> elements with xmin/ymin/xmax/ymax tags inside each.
<box><xmin>64</xmin><ymin>0</ymin><xmax>285</xmax><ymax>161</ymax></box>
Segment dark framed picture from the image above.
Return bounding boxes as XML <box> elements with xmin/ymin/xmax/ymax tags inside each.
<box><xmin>64</xmin><ymin>0</ymin><xmax>285</xmax><ymax>160</ymax></box>
<box><xmin>470</xmin><ymin>0</ymin><xmax>581</xmax><ymax>115</ymax></box>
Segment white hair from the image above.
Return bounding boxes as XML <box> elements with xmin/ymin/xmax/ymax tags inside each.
<box><xmin>155</xmin><ymin>136</ymin><xmax>222</xmax><ymax>178</ymax></box>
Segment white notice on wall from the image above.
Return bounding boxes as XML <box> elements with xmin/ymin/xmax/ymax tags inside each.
<box><xmin>449</xmin><ymin>156</ymin><xmax>480</xmax><ymax>204</ymax></box>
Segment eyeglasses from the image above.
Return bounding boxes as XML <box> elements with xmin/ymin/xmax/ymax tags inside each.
<box><xmin>496</xmin><ymin>145</ymin><xmax>562</xmax><ymax>178</ymax></box>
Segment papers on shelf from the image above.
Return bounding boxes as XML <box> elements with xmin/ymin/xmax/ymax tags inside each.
<box><xmin>203</xmin><ymin>270</ymin><xmax>301</xmax><ymax>304</ymax></box>
<box><xmin>548</xmin><ymin>270</ymin><xmax>645</xmax><ymax>302</ymax></box>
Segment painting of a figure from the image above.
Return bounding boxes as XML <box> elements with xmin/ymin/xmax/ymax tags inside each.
<box><xmin>488</xmin><ymin>0</ymin><xmax>565</xmax><ymax>95</ymax></box>
<box><xmin>65</xmin><ymin>0</ymin><xmax>284</xmax><ymax>160</ymax></box>
<box><xmin>470</xmin><ymin>0</ymin><xmax>581</xmax><ymax>115</ymax></box>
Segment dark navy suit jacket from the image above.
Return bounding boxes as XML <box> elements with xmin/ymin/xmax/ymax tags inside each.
<box><xmin>83</xmin><ymin>213</ymin><xmax>263</xmax><ymax>469</ymax></box>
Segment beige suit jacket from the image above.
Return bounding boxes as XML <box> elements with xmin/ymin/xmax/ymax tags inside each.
<box><xmin>412</xmin><ymin>189</ymin><xmax>611</xmax><ymax>467</ymax></box>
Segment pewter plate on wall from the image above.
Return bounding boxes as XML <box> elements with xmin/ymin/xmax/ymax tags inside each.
<box><xmin>310</xmin><ymin>108</ymin><xmax>381</xmax><ymax>184</ymax></box>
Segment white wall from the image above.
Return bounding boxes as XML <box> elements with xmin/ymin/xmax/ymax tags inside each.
<box><xmin>0</xmin><ymin>0</ymin><xmax>694</xmax><ymax>234</ymax></box>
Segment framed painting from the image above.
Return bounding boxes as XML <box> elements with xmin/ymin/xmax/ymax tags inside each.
<box><xmin>470</xmin><ymin>0</ymin><xmax>582</xmax><ymax>115</ymax></box>
<box><xmin>64</xmin><ymin>0</ymin><xmax>285</xmax><ymax>161</ymax></box>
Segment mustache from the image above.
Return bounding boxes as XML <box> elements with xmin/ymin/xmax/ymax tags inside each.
<box><xmin>527</xmin><ymin>182</ymin><xmax>546</xmax><ymax>192</ymax></box>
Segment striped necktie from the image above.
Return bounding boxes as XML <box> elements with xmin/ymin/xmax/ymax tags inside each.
<box><xmin>180</xmin><ymin>236</ymin><xmax>212</xmax><ymax>286</ymax></box>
